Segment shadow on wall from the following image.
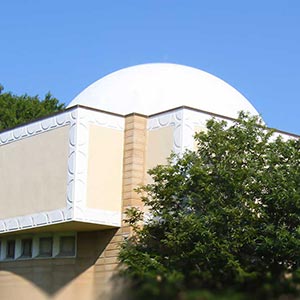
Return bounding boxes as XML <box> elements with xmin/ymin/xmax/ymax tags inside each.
<box><xmin>0</xmin><ymin>229</ymin><xmax>118</xmax><ymax>298</ymax></box>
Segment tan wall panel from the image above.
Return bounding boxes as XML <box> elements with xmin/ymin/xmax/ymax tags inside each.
<box><xmin>86</xmin><ymin>125</ymin><xmax>124</xmax><ymax>212</ymax></box>
<box><xmin>147</xmin><ymin>126</ymin><xmax>174</xmax><ymax>172</ymax></box>
<box><xmin>0</xmin><ymin>126</ymin><xmax>69</xmax><ymax>219</ymax></box>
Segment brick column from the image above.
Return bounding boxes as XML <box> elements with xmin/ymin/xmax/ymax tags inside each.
<box><xmin>121</xmin><ymin>114</ymin><xmax>148</xmax><ymax>233</ymax></box>
<box><xmin>94</xmin><ymin>114</ymin><xmax>148</xmax><ymax>299</ymax></box>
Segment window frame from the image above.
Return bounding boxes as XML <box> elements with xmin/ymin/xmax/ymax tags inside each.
<box><xmin>58</xmin><ymin>235</ymin><xmax>76</xmax><ymax>257</ymax></box>
<box><xmin>20</xmin><ymin>238</ymin><xmax>33</xmax><ymax>258</ymax></box>
<box><xmin>0</xmin><ymin>232</ymin><xmax>77</xmax><ymax>261</ymax></box>
<box><xmin>6</xmin><ymin>239</ymin><xmax>16</xmax><ymax>259</ymax></box>
<box><xmin>38</xmin><ymin>236</ymin><xmax>53</xmax><ymax>258</ymax></box>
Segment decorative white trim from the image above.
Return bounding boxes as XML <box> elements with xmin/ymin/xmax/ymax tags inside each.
<box><xmin>67</xmin><ymin>107</ymin><xmax>124</xmax><ymax>220</ymax></box>
<box><xmin>0</xmin><ymin>109</ymin><xmax>78</xmax><ymax>232</ymax></box>
<box><xmin>181</xmin><ymin>109</ymin><xmax>211</xmax><ymax>151</ymax></box>
<box><xmin>148</xmin><ymin>108</ymin><xmax>183</xmax><ymax>154</ymax></box>
<box><xmin>148</xmin><ymin>107</ymin><xmax>237</xmax><ymax>155</ymax></box>
<box><xmin>0</xmin><ymin>207</ymin><xmax>121</xmax><ymax>234</ymax></box>
<box><xmin>75</xmin><ymin>208</ymin><xmax>121</xmax><ymax>227</ymax></box>
<box><xmin>0</xmin><ymin>208</ymin><xmax>70</xmax><ymax>233</ymax></box>
<box><xmin>0</xmin><ymin>107</ymin><xmax>125</xmax><ymax>234</ymax></box>
<box><xmin>0</xmin><ymin>110</ymin><xmax>75</xmax><ymax>146</ymax></box>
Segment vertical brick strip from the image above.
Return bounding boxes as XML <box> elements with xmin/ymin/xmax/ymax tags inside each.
<box><xmin>94</xmin><ymin>114</ymin><xmax>148</xmax><ymax>298</ymax></box>
<box><xmin>121</xmin><ymin>114</ymin><xmax>147</xmax><ymax>233</ymax></box>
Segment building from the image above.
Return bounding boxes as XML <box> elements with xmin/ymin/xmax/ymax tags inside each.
<box><xmin>0</xmin><ymin>63</ymin><xmax>297</xmax><ymax>299</ymax></box>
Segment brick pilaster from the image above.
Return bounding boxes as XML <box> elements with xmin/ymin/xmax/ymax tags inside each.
<box><xmin>94</xmin><ymin>114</ymin><xmax>148</xmax><ymax>298</ymax></box>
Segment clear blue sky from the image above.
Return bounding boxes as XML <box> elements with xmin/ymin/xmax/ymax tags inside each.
<box><xmin>1</xmin><ymin>0</ymin><xmax>299</xmax><ymax>134</ymax></box>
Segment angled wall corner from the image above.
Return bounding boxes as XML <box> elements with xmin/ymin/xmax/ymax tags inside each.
<box><xmin>0</xmin><ymin>107</ymin><xmax>125</xmax><ymax>234</ymax></box>
<box><xmin>0</xmin><ymin>109</ymin><xmax>76</xmax><ymax>233</ymax></box>
<box><xmin>69</xmin><ymin>107</ymin><xmax>125</xmax><ymax>227</ymax></box>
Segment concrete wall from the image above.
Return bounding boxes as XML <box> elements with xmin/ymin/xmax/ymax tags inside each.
<box><xmin>0</xmin><ymin>126</ymin><xmax>69</xmax><ymax>219</ymax></box>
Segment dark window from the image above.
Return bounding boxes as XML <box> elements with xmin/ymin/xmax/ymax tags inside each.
<box><xmin>21</xmin><ymin>239</ymin><xmax>32</xmax><ymax>258</ymax></box>
<box><xmin>59</xmin><ymin>236</ymin><xmax>75</xmax><ymax>256</ymax></box>
<box><xmin>6</xmin><ymin>240</ymin><xmax>15</xmax><ymax>259</ymax></box>
<box><xmin>39</xmin><ymin>237</ymin><xmax>53</xmax><ymax>257</ymax></box>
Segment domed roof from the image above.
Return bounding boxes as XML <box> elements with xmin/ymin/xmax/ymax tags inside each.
<box><xmin>67</xmin><ymin>63</ymin><xmax>259</xmax><ymax>118</ymax></box>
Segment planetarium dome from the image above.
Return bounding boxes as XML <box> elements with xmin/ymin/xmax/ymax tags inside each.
<box><xmin>67</xmin><ymin>63</ymin><xmax>259</xmax><ymax>118</ymax></box>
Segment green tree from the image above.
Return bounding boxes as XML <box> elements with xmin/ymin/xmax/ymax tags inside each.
<box><xmin>119</xmin><ymin>113</ymin><xmax>300</xmax><ymax>300</ymax></box>
<box><xmin>0</xmin><ymin>84</ymin><xmax>65</xmax><ymax>131</ymax></box>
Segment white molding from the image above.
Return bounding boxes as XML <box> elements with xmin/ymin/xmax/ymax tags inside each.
<box><xmin>0</xmin><ymin>208</ymin><xmax>70</xmax><ymax>233</ymax></box>
<box><xmin>0</xmin><ymin>107</ymin><xmax>125</xmax><ymax>234</ymax></box>
<box><xmin>148</xmin><ymin>108</ymin><xmax>183</xmax><ymax>155</ymax></box>
<box><xmin>67</xmin><ymin>107</ymin><xmax>124</xmax><ymax>220</ymax></box>
<box><xmin>148</xmin><ymin>108</ymin><xmax>236</xmax><ymax>154</ymax></box>
<box><xmin>0</xmin><ymin>110</ymin><xmax>75</xmax><ymax>146</ymax></box>
<box><xmin>0</xmin><ymin>206</ymin><xmax>121</xmax><ymax>233</ymax></box>
<box><xmin>74</xmin><ymin>208</ymin><xmax>121</xmax><ymax>227</ymax></box>
<box><xmin>181</xmin><ymin>109</ymin><xmax>210</xmax><ymax>151</ymax></box>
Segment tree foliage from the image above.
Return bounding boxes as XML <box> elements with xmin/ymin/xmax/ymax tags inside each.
<box><xmin>0</xmin><ymin>84</ymin><xmax>65</xmax><ymax>131</ymax></box>
<box><xmin>119</xmin><ymin>113</ymin><xmax>300</xmax><ymax>300</ymax></box>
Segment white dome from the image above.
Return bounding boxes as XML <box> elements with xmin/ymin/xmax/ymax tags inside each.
<box><xmin>67</xmin><ymin>63</ymin><xmax>259</xmax><ymax>118</ymax></box>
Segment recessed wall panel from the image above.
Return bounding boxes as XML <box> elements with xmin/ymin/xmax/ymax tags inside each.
<box><xmin>86</xmin><ymin>125</ymin><xmax>124</xmax><ymax>212</ymax></box>
<box><xmin>0</xmin><ymin>126</ymin><xmax>69</xmax><ymax>218</ymax></box>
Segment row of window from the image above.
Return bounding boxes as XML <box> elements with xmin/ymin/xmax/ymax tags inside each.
<box><xmin>0</xmin><ymin>233</ymin><xmax>76</xmax><ymax>260</ymax></box>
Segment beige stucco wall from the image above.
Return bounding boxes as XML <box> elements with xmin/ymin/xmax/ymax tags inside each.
<box><xmin>0</xmin><ymin>126</ymin><xmax>69</xmax><ymax>219</ymax></box>
<box><xmin>147</xmin><ymin>126</ymin><xmax>174</xmax><ymax>173</ymax></box>
<box><xmin>86</xmin><ymin>125</ymin><xmax>124</xmax><ymax>212</ymax></box>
